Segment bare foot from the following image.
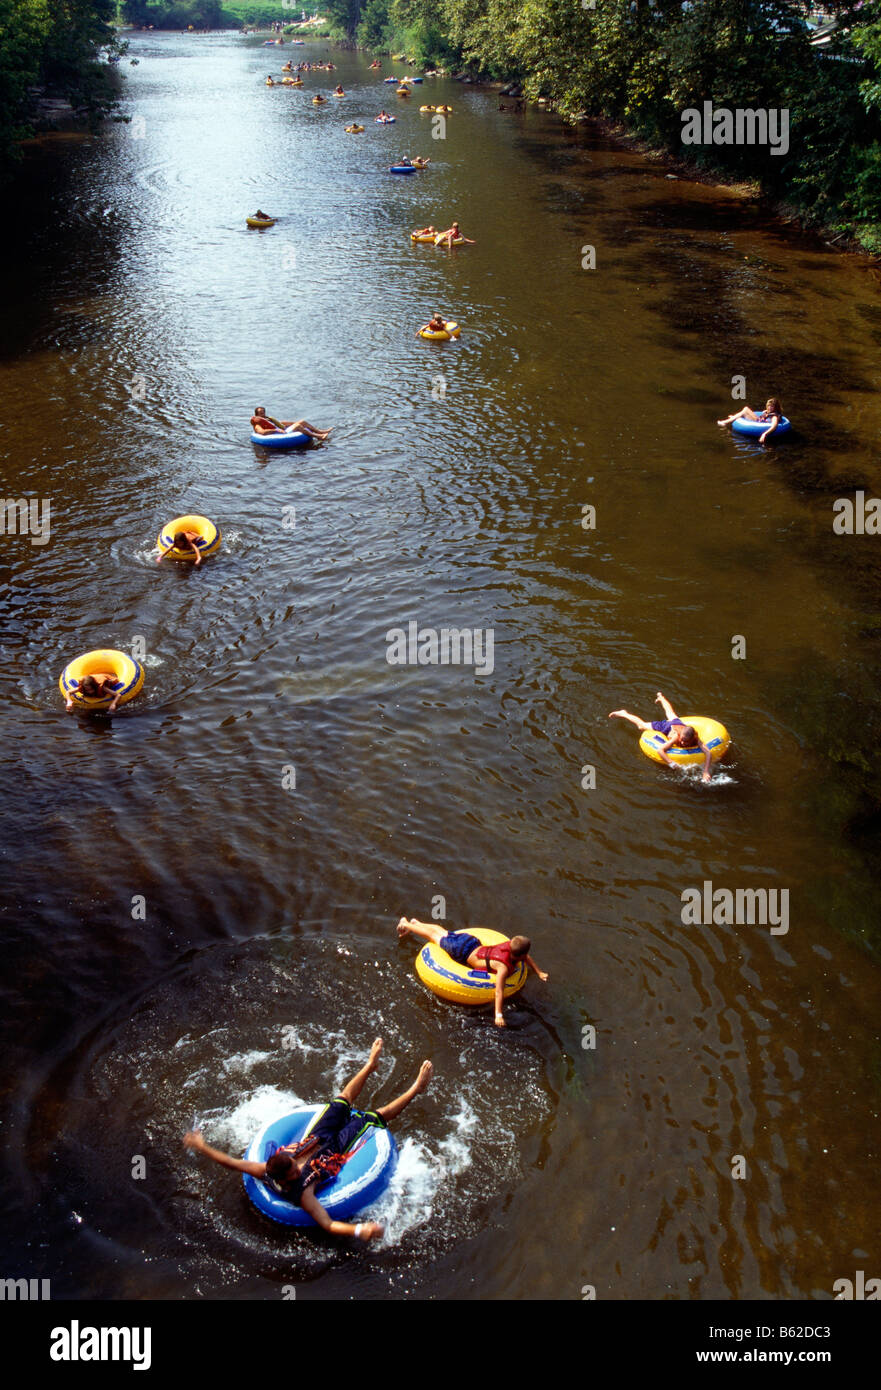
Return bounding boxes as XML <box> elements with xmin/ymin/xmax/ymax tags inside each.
<box><xmin>368</xmin><ymin>1037</ymin><xmax>383</xmax><ymax>1068</ymax></box>
<box><xmin>414</xmin><ymin>1060</ymin><xmax>433</xmax><ymax>1093</ymax></box>
<box><xmin>396</xmin><ymin>918</ymin><xmax>410</xmax><ymax>940</ymax></box>
<box><xmin>717</xmin><ymin>417</ymin><xmax>732</xmax><ymax>426</ymax></box>
<box><xmin>608</xmin><ymin>709</ymin><xmax>627</xmax><ymax>719</ymax></box>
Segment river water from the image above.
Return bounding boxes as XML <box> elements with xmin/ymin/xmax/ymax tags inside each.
<box><xmin>1</xmin><ymin>31</ymin><xmax>880</xmax><ymax>1301</ymax></box>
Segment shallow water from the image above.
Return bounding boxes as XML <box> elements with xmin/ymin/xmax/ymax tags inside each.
<box><xmin>1</xmin><ymin>31</ymin><xmax>880</xmax><ymax>1301</ymax></box>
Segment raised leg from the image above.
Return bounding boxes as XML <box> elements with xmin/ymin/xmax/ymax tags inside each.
<box><xmin>717</xmin><ymin>406</ymin><xmax>757</xmax><ymax>426</ymax></box>
<box><xmin>397</xmin><ymin>916</ymin><xmax>446</xmax><ymax>946</ymax></box>
<box><xmin>608</xmin><ymin>709</ymin><xmax>650</xmax><ymax>731</ymax></box>
<box><xmin>376</xmin><ymin>1060</ymin><xmax>433</xmax><ymax>1123</ymax></box>
<box><xmin>339</xmin><ymin>1037</ymin><xmax>383</xmax><ymax>1105</ymax></box>
<box><xmin>291</xmin><ymin>419</ymin><xmax>333</xmax><ymax>439</ymax></box>
<box><xmin>655</xmin><ymin>692</ymin><xmax>677</xmax><ymax>720</ymax></box>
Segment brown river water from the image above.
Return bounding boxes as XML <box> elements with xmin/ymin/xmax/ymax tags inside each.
<box><xmin>1</xmin><ymin>31</ymin><xmax>880</xmax><ymax>1301</ymax></box>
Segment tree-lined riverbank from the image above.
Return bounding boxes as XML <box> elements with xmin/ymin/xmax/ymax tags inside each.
<box><xmin>331</xmin><ymin>0</ymin><xmax>881</xmax><ymax>252</ymax></box>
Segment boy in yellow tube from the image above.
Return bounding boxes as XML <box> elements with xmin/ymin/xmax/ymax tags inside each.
<box><xmin>609</xmin><ymin>691</ymin><xmax>714</xmax><ymax>782</ymax></box>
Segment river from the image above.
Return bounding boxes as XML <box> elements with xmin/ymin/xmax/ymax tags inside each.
<box><xmin>1</xmin><ymin>30</ymin><xmax>880</xmax><ymax>1301</ymax></box>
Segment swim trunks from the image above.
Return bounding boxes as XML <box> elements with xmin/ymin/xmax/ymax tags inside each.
<box><xmin>651</xmin><ymin>718</ymin><xmax>684</xmax><ymax>735</ymax></box>
<box><xmin>438</xmin><ymin>931</ymin><xmax>482</xmax><ymax>965</ymax></box>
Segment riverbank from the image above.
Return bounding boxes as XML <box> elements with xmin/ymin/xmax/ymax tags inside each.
<box><xmin>433</xmin><ymin>67</ymin><xmax>881</xmax><ymax>265</ymax></box>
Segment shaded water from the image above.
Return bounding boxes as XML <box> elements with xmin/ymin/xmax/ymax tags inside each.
<box><xmin>1</xmin><ymin>31</ymin><xmax>880</xmax><ymax>1300</ymax></box>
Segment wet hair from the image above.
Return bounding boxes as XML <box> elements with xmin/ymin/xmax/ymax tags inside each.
<box><xmin>265</xmin><ymin>1151</ymin><xmax>295</xmax><ymax>1183</ymax></box>
<box><xmin>173</xmin><ymin>531</ymin><xmax>188</xmax><ymax>549</ymax></box>
<box><xmin>678</xmin><ymin>725</ymin><xmax>700</xmax><ymax>748</ymax></box>
<box><xmin>254</xmin><ymin>405</ymin><xmax>265</xmax><ymax>415</ymax></box>
<box><xmin>510</xmin><ymin>935</ymin><xmax>531</xmax><ymax>956</ymax></box>
<box><xmin>766</xmin><ymin>398</ymin><xmax>782</xmax><ymax>416</ymax></box>
<box><xmin>80</xmin><ymin>675</ymin><xmax>101</xmax><ymax>697</ymax></box>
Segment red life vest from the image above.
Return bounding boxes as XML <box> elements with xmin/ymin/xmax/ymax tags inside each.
<box><xmin>474</xmin><ymin>942</ymin><xmax>517</xmax><ymax>971</ymax></box>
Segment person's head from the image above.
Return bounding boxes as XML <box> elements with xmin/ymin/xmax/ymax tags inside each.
<box><xmin>510</xmin><ymin>935</ymin><xmax>531</xmax><ymax>957</ymax></box>
<box><xmin>173</xmin><ymin>531</ymin><xmax>189</xmax><ymax>549</ymax></box>
<box><xmin>265</xmin><ymin>1150</ymin><xmax>295</xmax><ymax>1185</ymax></box>
<box><xmin>452</xmin><ymin>222</ymin><xmax>459</xmax><ymax>231</ymax></box>
<box><xmin>254</xmin><ymin>406</ymin><xmax>266</xmax><ymax>417</ymax></box>
<box><xmin>766</xmin><ymin>397</ymin><xmax>782</xmax><ymax>416</ymax></box>
<box><xmin>80</xmin><ymin>675</ymin><xmax>102</xmax><ymax>697</ymax></box>
<box><xmin>677</xmin><ymin>724</ymin><xmax>700</xmax><ymax>749</ymax></box>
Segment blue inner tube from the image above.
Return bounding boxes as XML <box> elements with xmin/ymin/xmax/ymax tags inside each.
<box><xmin>731</xmin><ymin>416</ymin><xmax>791</xmax><ymax>437</ymax></box>
<box><xmin>250</xmin><ymin>430</ymin><xmax>311</xmax><ymax>449</ymax></box>
<box><xmin>390</xmin><ymin>165</ymin><xmax>418</xmax><ymax>174</ymax></box>
<box><xmin>375</xmin><ymin>116</ymin><xmax>396</xmax><ymax>123</ymax></box>
<box><xmin>242</xmin><ymin>1106</ymin><xmax>398</xmax><ymax>1227</ymax></box>
<box><xmin>383</xmin><ymin>76</ymin><xmax>398</xmax><ymax>83</ymax></box>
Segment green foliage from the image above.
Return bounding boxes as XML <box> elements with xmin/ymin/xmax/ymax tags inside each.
<box><xmin>347</xmin><ymin>0</ymin><xmax>881</xmax><ymax>245</ymax></box>
<box><xmin>120</xmin><ymin>0</ymin><xmax>228</xmax><ymax>25</ymax></box>
<box><xmin>0</xmin><ymin>0</ymin><xmax>122</xmax><ymax>178</ymax></box>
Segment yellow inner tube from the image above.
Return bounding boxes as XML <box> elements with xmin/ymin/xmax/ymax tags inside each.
<box><xmin>638</xmin><ymin>715</ymin><xmax>731</xmax><ymax>767</ymax></box>
<box><xmin>312</xmin><ymin>96</ymin><xmax>326</xmax><ymax>104</ymax></box>
<box><xmin>434</xmin><ymin>233</ymin><xmax>465</xmax><ymax>246</ymax></box>
<box><xmin>415</xmin><ymin>928</ymin><xmax>528</xmax><ymax>1006</ymax></box>
<box><xmin>59</xmin><ymin>649</ymin><xmax>144</xmax><ymax>711</ymax></box>
<box><xmin>411</xmin><ymin>232</ymin><xmax>436</xmax><ymax>243</ymax></box>
<box><xmin>265</xmin><ymin>79</ymin><xmax>274</xmax><ymax>86</ymax></box>
<box><xmin>412</xmin><ymin>158</ymin><xmax>429</xmax><ymax>168</ymax></box>
<box><xmin>419</xmin><ymin>105</ymin><xmax>436</xmax><ymax>113</ymax></box>
<box><xmin>345</xmin><ymin>125</ymin><xmax>365</xmax><ymax>133</ymax></box>
<box><xmin>246</xmin><ymin>216</ymin><xmax>276</xmax><ymax>228</ymax></box>
<box><xmin>396</xmin><ymin>88</ymin><xmax>410</xmax><ymax>96</ymax></box>
<box><xmin>418</xmin><ymin>321</ymin><xmax>460</xmax><ymax>340</ymax></box>
<box><xmin>156</xmin><ymin>513</ymin><xmax>221</xmax><ymax>560</ymax></box>
<box><xmin>290</xmin><ymin>79</ymin><xmax>303</xmax><ymax>85</ymax></box>
<box><xmin>436</xmin><ymin>105</ymin><xmax>452</xmax><ymax>113</ymax></box>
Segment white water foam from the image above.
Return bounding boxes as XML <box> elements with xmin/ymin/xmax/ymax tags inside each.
<box><xmin>371</xmin><ymin>1096</ymin><xmax>483</xmax><ymax>1247</ymax></box>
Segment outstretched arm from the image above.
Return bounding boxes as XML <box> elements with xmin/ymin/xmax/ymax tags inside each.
<box><xmin>299</xmin><ymin>1186</ymin><xmax>383</xmax><ymax>1241</ymax></box>
<box><xmin>183</xmin><ymin>1129</ymin><xmax>265</xmax><ymax>1177</ymax></box>
<box><xmin>657</xmin><ymin>737</ymin><xmax>677</xmax><ymax>767</ymax></box>
<box><xmin>524</xmin><ymin>953</ymin><xmax>548</xmax><ymax>982</ymax></box>
<box><xmin>493</xmin><ymin>966</ymin><xmax>509</xmax><ymax>1027</ymax></box>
